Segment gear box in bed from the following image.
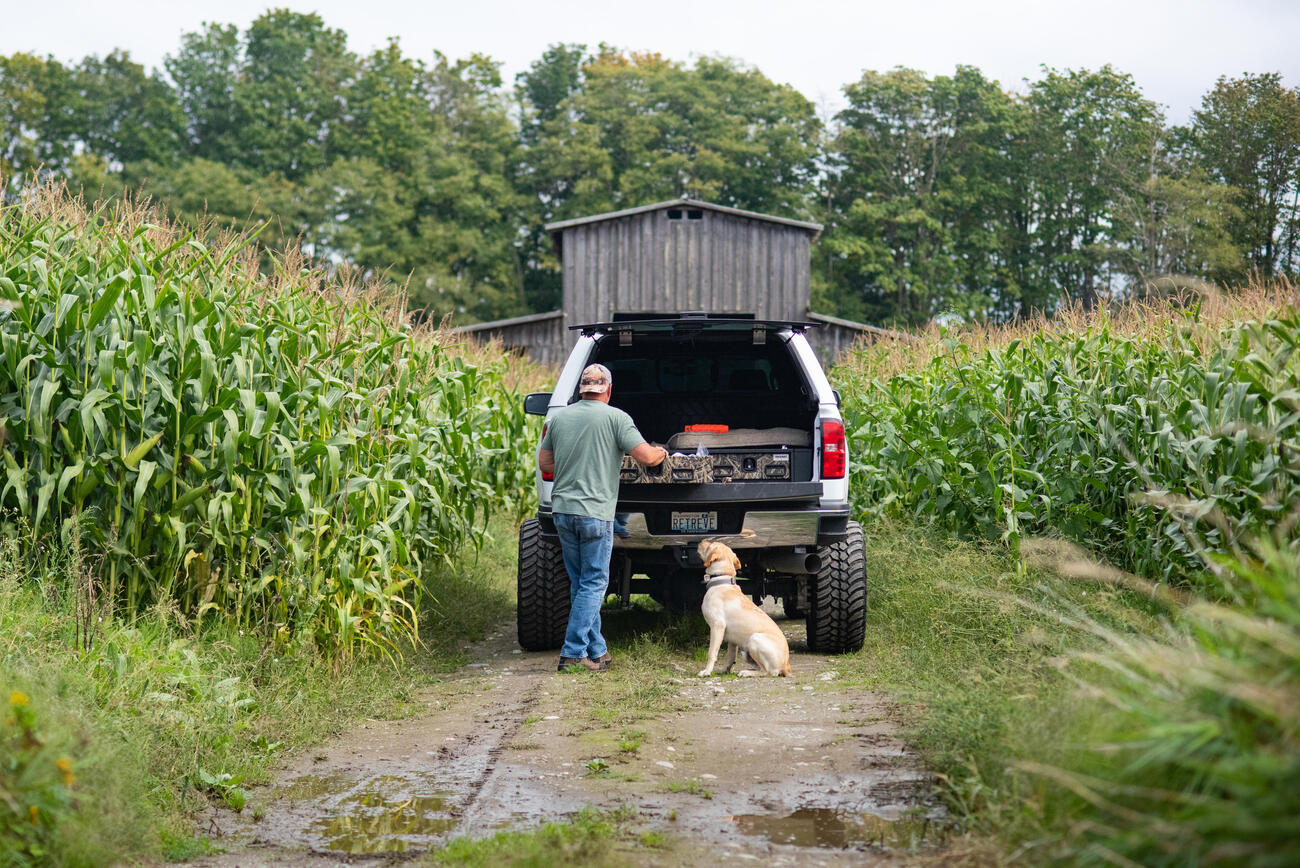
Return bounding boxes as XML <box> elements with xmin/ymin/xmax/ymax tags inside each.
<box><xmin>619</xmin><ymin>427</ymin><xmax>812</xmax><ymax>484</ymax></box>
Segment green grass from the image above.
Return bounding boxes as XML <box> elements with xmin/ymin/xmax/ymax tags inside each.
<box><xmin>423</xmin><ymin>807</ymin><xmax>636</xmax><ymax>867</ymax></box>
<box><xmin>839</xmin><ymin>518</ymin><xmax>1300</xmax><ymax>865</ymax></box>
<box><xmin>664</xmin><ymin>779</ymin><xmax>712</xmax><ymax>799</ymax></box>
<box><xmin>0</xmin><ymin>514</ymin><xmax>519</xmax><ymax>866</ymax></box>
<box><xmin>556</xmin><ymin>600</ymin><xmax>706</xmax><ymax>729</ymax></box>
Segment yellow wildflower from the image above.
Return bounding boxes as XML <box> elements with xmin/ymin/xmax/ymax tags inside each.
<box><xmin>56</xmin><ymin>756</ymin><xmax>75</xmax><ymax>787</ymax></box>
<box><xmin>9</xmin><ymin>691</ymin><xmax>28</xmax><ymax>707</ymax></box>
<box><xmin>29</xmin><ymin>804</ymin><xmax>40</xmax><ymax>825</ymax></box>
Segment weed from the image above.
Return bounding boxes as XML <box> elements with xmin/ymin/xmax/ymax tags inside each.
<box><xmin>424</xmin><ymin>806</ymin><xmax>633</xmax><ymax>866</ymax></box>
<box><xmin>665</xmin><ymin>779</ymin><xmax>713</xmax><ymax>799</ymax></box>
<box><xmin>639</xmin><ymin>830</ymin><xmax>667</xmax><ymax>847</ymax></box>
<box><xmin>617</xmin><ymin>729</ymin><xmax>646</xmax><ymax>754</ymax></box>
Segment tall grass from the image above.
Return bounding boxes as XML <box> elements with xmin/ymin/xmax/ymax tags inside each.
<box><xmin>1017</xmin><ymin>533</ymin><xmax>1300</xmax><ymax>866</ymax></box>
<box><xmin>835</xmin><ymin>286</ymin><xmax>1300</xmax><ymax>587</ymax></box>
<box><xmin>0</xmin><ymin>188</ymin><xmax>536</xmax><ymax>654</ymax></box>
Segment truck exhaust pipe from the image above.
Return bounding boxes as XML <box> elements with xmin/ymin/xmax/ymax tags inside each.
<box><xmin>764</xmin><ymin>551</ymin><xmax>822</xmax><ymax>575</ymax></box>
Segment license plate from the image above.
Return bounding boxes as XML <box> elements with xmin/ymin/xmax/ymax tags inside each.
<box><xmin>671</xmin><ymin>511</ymin><xmax>717</xmax><ymax>533</ymax></box>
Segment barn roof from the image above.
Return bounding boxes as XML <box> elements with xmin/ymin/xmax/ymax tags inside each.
<box><xmin>544</xmin><ymin>198</ymin><xmax>823</xmax><ymax>243</ymax></box>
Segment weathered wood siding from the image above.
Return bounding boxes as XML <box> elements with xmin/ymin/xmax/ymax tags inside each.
<box><xmin>450</xmin><ymin>311</ymin><xmax>567</xmax><ymax>367</ymax></box>
<box><xmin>806</xmin><ymin>322</ymin><xmax>871</xmax><ymax>367</ymax></box>
<box><xmin>804</xmin><ymin>312</ymin><xmax>911</xmax><ymax>367</ymax></box>
<box><xmin>562</xmin><ymin>208</ymin><xmax>813</xmax><ymax>324</ymax></box>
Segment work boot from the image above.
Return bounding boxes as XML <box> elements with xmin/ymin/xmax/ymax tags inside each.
<box><xmin>595</xmin><ymin>652</ymin><xmax>613</xmax><ymax>670</ymax></box>
<box><xmin>557</xmin><ymin>656</ymin><xmax>600</xmax><ymax>673</ymax></box>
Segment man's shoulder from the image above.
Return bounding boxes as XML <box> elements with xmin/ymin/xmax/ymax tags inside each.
<box><xmin>565</xmin><ymin>399</ymin><xmax>630</xmax><ymax>420</ymax></box>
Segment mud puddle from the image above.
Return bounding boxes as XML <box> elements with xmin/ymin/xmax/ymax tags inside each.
<box><xmin>731</xmin><ymin>808</ymin><xmax>931</xmax><ymax>850</ymax></box>
<box><xmin>191</xmin><ymin>608</ymin><xmax>940</xmax><ymax>866</ymax></box>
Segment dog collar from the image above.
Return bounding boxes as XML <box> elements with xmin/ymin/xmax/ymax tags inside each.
<box><xmin>704</xmin><ymin>576</ymin><xmax>738</xmax><ymax>589</ymax></box>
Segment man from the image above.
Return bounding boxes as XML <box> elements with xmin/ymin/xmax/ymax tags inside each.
<box><xmin>538</xmin><ymin>363</ymin><xmax>668</xmax><ymax>672</ymax></box>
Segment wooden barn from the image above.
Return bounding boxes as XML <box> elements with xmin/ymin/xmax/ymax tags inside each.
<box><xmin>452</xmin><ymin>199</ymin><xmax>884</xmax><ymax>365</ymax></box>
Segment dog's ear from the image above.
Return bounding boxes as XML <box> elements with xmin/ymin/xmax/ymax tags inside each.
<box><xmin>730</xmin><ymin>551</ymin><xmax>741</xmax><ymax>573</ymax></box>
<box><xmin>700</xmin><ymin>541</ymin><xmax>719</xmax><ymax>566</ymax></box>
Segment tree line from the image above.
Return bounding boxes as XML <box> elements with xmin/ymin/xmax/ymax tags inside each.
<box><xmin>3</xmin><ymin>9</ymin><xmax>1297</xmax><ymax>325</ymax></box>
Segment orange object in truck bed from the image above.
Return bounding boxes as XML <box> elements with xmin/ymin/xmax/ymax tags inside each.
<box><xmin>684</xmin><ymin>424</ymin><xmax>729</xmax><ymax>433</ymax></box>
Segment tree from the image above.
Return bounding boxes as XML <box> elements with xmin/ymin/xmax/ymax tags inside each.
<box><xmin>0</xmin><ymin>53</ymin><xmax>79</xmax><ymax>191</ymax></box>
<box><xmin>165</xmin><ymin>11</ymin><xmax>355</xmax><ymax>180</ymax></box>
<box><xmin>819</xmin><ymin>66</ymin><xmax>1018</xmax><ymax>324</ymax></box>
<box><xmin>1105</xmin><ymin>127</ymin><xmax>1241</xmax><ymax>290</ymax></box>
<box><xmin>306</xmin><ymin>47</ymin><xmax>526</xmax><ymax>322</ymax></box>
<box><xmin>127</xmin><ymin>157</ymin><xmax>307</xmax><ymax>254</ymax></box>
<box><xmin>1192</xmin><ymin>73</ymin><xmax>1300</xmax><ymax>279</ymax></box>
<box><xmin>72</xmin><ymin>50</ymin><xmax>183</xmax><ymax>167</ymax></box>
<box><xmin>237</xmin><ymin>10</ymin><xmax>353</xmax><ymax>180</ymax></box>
<box><xmin>164</xmin><ymin>23</ymin><xmax>242</xmax><ymax>165</ymax></box>
<box><xmin>519</xmin><ymin>48</ymin><xmax>820</xmax><ymax>221</ymax></box>
<box><xmin>515</xmin><ymin>47</ymin><xmax>821</xmax><ymax>314</ymax></box>
<box><xmin>1020</xmin><ymin>66</ymin><xmax>1161</xmax><ymax>310</ymax></box>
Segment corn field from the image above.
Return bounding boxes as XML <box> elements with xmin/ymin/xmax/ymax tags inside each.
<box><xmin>0</xmin><ymin>192</ymin><xmax>535</xmax><ymax>655</ymax></box>
<box><xmin>835</xmin><ymin>292</ymin><xmax>1300</xmax><ymax>588</ymax></box>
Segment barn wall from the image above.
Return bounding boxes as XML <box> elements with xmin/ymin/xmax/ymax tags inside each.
<box><xmin>563</xmin><ymin>209</ymin><xmax>813</xmax><ymax>324</ymax></box>
<box><xmin>451</xmin><ymin>311</ymin><xmax>567</xmax><ymax>367</ymax></box>
<box><xmin>805</xmin><ymin>322</ymin><xmax>871</xmax><ymax>367</ymax></box>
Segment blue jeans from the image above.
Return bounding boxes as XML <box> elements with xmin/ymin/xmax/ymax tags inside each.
<box><xmin>554</xmin><ymin>513</ymin><xmax>612</xmax><ymax>661</ymax></box>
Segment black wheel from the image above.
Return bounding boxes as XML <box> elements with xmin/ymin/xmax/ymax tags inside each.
<box><xmin>807</xmin><ymin>520</ymin><xmax>866</xmax><ymax>653</ymax></box>
<box><xmin>516</xmin><ymin>518</ymin><xmax>570</xmax><ymax>651</ymax></box>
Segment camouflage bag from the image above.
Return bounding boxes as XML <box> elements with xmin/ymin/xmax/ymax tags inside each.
<box><xmin>707</xmin><ymin>452</ymin><xmax>794</xmax><ymax>481</ymax></box>
<box><xmin>620</xmin><ymin>453</ymin><xmax>713</xmax><ymax>484</ymax></box>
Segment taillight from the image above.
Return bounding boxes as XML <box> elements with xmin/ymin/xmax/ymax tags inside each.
<box><xmin>821</xmin><ymin>419</ymin><xmax>846</xmax><ymax>479</ymax></box>
<box><xmin>539</xmin><ymin>423</ymin><xmax>554</xmax><ymax>481</ymax></box>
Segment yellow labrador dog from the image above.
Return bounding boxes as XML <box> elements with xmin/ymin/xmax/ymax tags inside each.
<box><xmin>696</xmin><ymin>539</ymin><xmax>792</xmax><ymax>677</ymax></box>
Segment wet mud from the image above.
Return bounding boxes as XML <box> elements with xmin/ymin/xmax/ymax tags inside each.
<box><xmin>191</xmin><ymin>612</ymin><xmax>939</xmax><ymax>866</ymax></box>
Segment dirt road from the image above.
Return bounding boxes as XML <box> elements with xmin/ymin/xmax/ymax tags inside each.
<box><xmin>193</xmin><ymin>607</ymin><xmax>938</xmax><ymax>865</ymax></box>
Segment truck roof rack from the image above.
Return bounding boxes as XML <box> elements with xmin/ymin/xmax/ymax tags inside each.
<box><xmin>573</xmin><ymin>313</ymin><xmax>823</xmax><ymax>337</ymax></box>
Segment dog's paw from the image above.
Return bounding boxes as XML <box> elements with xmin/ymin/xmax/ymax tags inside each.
<box><xmin>696</xmin><ymin>669</ymin><xmax>712</xmax><ymax>678</ymax></box>
<box><xmin>737</xmin><ymin>670</ymin><xmax>759</xmax><ymax>677</ymax></box>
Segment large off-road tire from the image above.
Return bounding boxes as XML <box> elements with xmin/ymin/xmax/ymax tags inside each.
<box><xmin>806</xmin><ymin>520</ymin><xmax>866</xmax><ymax>653</ymax></box>
<box><xmin>516</xmin><ymin>518</ymin><xmax>570</xmax><ymax>651</ymax></box>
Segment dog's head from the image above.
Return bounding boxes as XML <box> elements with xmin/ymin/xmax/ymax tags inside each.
<box><xmin>697</xmin><ymin>539</ymin><xmax>741</xmax><ymax>579</ymax></box>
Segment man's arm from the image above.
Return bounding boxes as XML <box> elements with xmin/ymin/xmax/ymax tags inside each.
<box><xmin>628</xmin><ymin>442</ymin><xmax>668</xmax><ymax>467</ymax></box>
<box><xmin>538</xmin><ymin>448</ymin><xmax>555</xmax><ymax>476</ymax></box>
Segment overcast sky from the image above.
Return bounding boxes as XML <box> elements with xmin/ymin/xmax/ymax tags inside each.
<box><xmin>3</xmin><ymin>0</ymin><xmax>1297</xmax><ymax>123</ymax></box>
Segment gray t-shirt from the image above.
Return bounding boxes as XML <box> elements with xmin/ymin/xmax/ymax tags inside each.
<box><xmin>539</xmin><ymin>399</ymin><xmax>646</xmax><ymax>521</ymax></box>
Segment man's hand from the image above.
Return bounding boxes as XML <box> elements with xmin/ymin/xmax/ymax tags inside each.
<box><xmin>629</xmin><ymin>442</ymin><xmax>668</xmax><ymax>467</ymax></box>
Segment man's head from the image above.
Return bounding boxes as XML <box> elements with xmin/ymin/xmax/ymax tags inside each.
<box><xmin>578</xmin><ymin>364</ymin><xmax>612</xmax><ymax>401</ymax></box>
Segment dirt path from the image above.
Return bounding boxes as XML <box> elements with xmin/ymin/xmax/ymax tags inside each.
<box><xmin>192</xmin><ymin>609</ymin><xmax>938</xmax><ymax>866</ymax></box>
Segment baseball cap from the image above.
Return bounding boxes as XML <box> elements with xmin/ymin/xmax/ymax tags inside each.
<box><xmin>578</xmin><ymin>363</ymin><xmax>612</xmax><ymax>395</ymax></box>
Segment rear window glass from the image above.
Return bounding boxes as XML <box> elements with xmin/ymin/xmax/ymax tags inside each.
<box><xmin>605</xmin><ymin>357</ymin><xmax>779</xmax><ymax>394</ymax></box>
